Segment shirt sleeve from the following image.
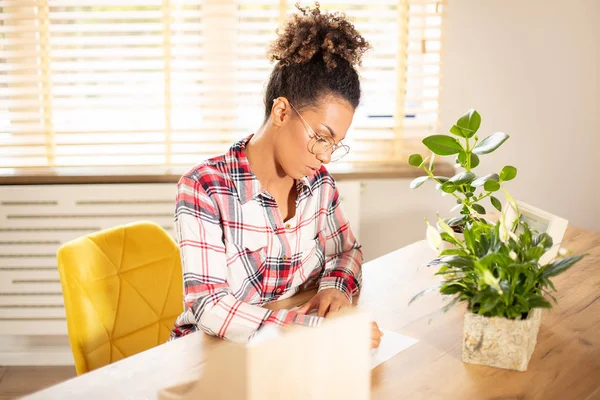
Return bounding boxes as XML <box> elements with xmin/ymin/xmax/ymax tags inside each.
<box><xmin>175</xmin><ymin>175</ymin><xmax>322</xmax><ymax>343</ymax></box>
<box><xmin>317</xmin><ymin>183</ymin><xmax>363</xmax><ymax>302</ymax></box>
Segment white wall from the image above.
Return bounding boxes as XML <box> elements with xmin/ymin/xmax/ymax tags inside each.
<box><xmin>438</xmin><ymin>0</ymin><xmax>600</xmax><ymax>231</ymax></box>
<box><xmin>359</xmin><ymin>0</ymin><xmax>600</xmax><ymax>262</ymax></box>
<box><xmin>359</xmin><ymin>179</ymin><xmax>450</xmax><ymax>262</ymax></box>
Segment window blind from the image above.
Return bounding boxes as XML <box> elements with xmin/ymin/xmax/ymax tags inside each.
<box><xmin>0</xmin><ymin>0</ymin><xmax>444</xmax><ymax>174</ymax></box>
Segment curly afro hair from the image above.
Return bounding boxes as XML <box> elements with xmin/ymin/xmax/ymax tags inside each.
<box><xmin>263</xmin><ymin>2</ymin><xmax>371</xmax><ymax>120</ymax></box>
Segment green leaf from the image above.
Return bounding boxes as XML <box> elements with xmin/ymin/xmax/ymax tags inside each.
<box><xmin>462</xmin><ymin>226</ymin><xmax>475</xmax><ymax>251</ymax></box>
<box><xmin>472</xmin><ymin>204</ymin><xmax>486</xmax><ymax>214</ymax></box>
<box><xmin>449</xmin><ymin>171</ymin><xmax>476</xmax><ymax>185</ymax></box>
<box><xmin>484</xmin><ymin>180</ymin><xmax>501</xmax><ymax>192</ymax></box>
<box><xmin>410</xmin><ymin>175</ymin><xmax>429</xmax><ymax>189</ymax></box>
<box><xmin>455</xmin><ymin>150</ymin><xmax>467</xmax><ymax>168</ymax></box>
<box><xmin>440</xmin><ymin>232</ymin><xmax>459</xmax><ymax>245</ymax></box>
<box><xmin>422</xmin><ymin>135</ymin><xmax>463</xmax><ymax>156</ymax></box>
<box><xmin>480</xmin><ymin>296</ymin><xmax>501</xmax><ymax>314</ymax></box>
<box><xmin>520</xmin><ymin>225</ymin><xmax>533</xmax><ymax>247</ymax></box>
<box><xmin>408</xmin><ymin>154</ymin><xmax>423</xmax><ymax>167</ymax></box>
<box><xmin>441</xmin><ymin>181</ymin><xmax>456</xmax><ymax>193</ymax></box>
<box><xmin>541</xmin><ymin>255</ymin><xmax>585</xmax><ymax>278</ymax></box>
<box><xmin>435</xmin><ymin>265</ymin><xmax>450</xmax><ymax>274</ymax></box>
<box><xmin>447</xmin><ymin>216</ymin><xmax>465</xmax><ymax>228</ymax></box>
<box><xmin>441</xmin><ymin>296</ymin><xmax>462</xmax><ymax>313</ymax></box>
<box><xmin>440</xmin><ymin>283</ymin><xmax>464</xmax><ymax>295</ymax></box>
<box><xmin>525</xmin><ymin>246</ymin><xmax>545</xmax><ymax>261</ymax></box>
<box><xmin>409</xmin><ymin>285</ymin><xmax>442</xmax><ymax>305</ymax></box>
<box><xmin>472</xmin><ymin>132</ymin><xmax>509</xmax><ymax>155</ymax></box>
<box><xmin>490</xmin><ymin>196</ymin><xmax>502</xmax><ymax>212</ymax></box>
<box><xmin>449</xmin><ymin>125</ymin><xmax>466</xmax><ymax>138</ymax></box>
<box><xmin>440</xmin><ymin>248</ymin><xmax>462</xmax><ymax>256</ymax></box>
<box><xmin>543</xmin><ymin>289</ymin><xmax>558</xmax><ymax>304</ymax></box>
<box><xmin>528</xmin><ymin>296</ymin><xmax>552</xmax><ymax>309</ymax></box>
<box><xmin>500</xmin><ymin>165</ymin><xmax>518</xmax><ymax>181</ymax></box>
<box><xmin>456</xmin><ymin>109</ymin><xmax>481</xmax><ymax>138</ymax></box>
<box><xmin>433</xmin><ymin>176</ymin><xmax>449</xmax><ymax>183</ymax></box>
<box><xmin>439</xmin><ymin>255</ymin><xmax>473</xmax><ymax>268</ymax></box>
<box><xmin>457</xmin><ymin>151</ymin><xmax>480</xmax><ymax>169</ymax></box>
<box><xmin>533</xmin><ymin>233</ymin><xmax>553</xmax><ymax>249</ymax></box>
<box><xmin>472</xmin><ymin>173</ymin><xmax>500</xmax><ymax>187</ymax></box>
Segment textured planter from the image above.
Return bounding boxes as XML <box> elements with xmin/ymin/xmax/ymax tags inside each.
<box><xmin>462</xmin><ymin>308</ymin><xmax>543</xmax><ymax>371</ymax></box>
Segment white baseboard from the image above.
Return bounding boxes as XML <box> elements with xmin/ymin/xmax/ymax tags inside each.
<box><xmin>0</xmin><ymin>334</ymin><xmax>74</xmax><ymax>366</ymax></box>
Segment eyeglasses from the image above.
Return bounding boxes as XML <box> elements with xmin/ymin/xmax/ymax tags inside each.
<box><xmin>288</xmin><ymin>102</ymin><xmax>350</xmax><ymax>162</ymax></box>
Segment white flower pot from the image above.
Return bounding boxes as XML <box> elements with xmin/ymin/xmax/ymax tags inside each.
<box><xmin>462</xmin><ymin>308</ymin><xmax>543</xmax><ymax>371</ymax></box>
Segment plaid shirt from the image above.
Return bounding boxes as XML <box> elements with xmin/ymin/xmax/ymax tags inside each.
<box><xmin>170</xmin><ymin>135</ymin><xmax>362</xmax><ymax>343</ymax></box>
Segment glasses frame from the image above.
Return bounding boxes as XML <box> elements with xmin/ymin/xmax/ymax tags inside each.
<box><xmin>288</xmin><ymin>102</ymin><xmax>350</xmax><ymax>162</ymax></box>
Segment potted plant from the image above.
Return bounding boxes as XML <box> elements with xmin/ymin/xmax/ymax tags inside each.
<box><xmin>407</xmin><ymin>108</ymin><xmax>515</xmax><ymax>233</ymax></box>
<box><xmin>407</xmin><ymin>109</ymin><xmax>585</xmax><ymax>371</ymax></box>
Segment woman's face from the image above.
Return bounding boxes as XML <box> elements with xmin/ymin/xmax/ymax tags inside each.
<box><xmin>272</xmin><ymin>96</ymin><xmax>355</xmax><ymax>180</ymax></box>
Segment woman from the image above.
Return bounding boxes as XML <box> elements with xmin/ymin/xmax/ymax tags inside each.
<box><xmin>170</xmin><ymin>3</ymin><xmax>382</xmax><ymax>349</ymax></box>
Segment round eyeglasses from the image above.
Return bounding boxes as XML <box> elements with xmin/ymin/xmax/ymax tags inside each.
<box><xmin>289</xmin><ymin>102</ymin><xmax>350</xmax><ymax>162</ymax></box>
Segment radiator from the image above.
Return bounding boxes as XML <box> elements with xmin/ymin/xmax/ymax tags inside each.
<box><xmin>0</xmin><ymin>181</ymin><xmax>360</xmax><ymax>365</ymax></box>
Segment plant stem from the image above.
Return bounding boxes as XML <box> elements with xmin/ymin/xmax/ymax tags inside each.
<box><xmin>465</xmin><ymin>138</ymin><xmax>471</xmax><ymax>172</ymax></box>
<box><xmin>477</xmin><ymin>191</ymin><xmax>494</xmax><ymax>202</ymax></box>
<box><xmin>423</xmin><ymin>165</ymin><xmax>464</xmax><ymax>203</ymax></box>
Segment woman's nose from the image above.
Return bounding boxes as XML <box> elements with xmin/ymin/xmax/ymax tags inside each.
<box><xmin>316</xmin><ymin>151</ymin><xmax>331</xmax><ymax>164</ymax></box>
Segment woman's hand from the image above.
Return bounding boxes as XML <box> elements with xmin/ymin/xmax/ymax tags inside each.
<box><xmin>296</xmin><ymin>289</ymin><xmax>383</xmax><ymax>349</ymax></box>
<box><xmin>371</xmin><ymin>321</ymin><xmax>383</xmax><ymax>349</ymax></box>
<box><xmin>296</xmin><ymin>288</ymin><xmax>350</xmax><ymax>317</ymax></box>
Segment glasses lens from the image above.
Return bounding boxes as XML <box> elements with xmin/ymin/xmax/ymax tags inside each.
<box><xmin>311</xmin><ymin>140</ymin><xmax>349</xmax><ymax>162</ymax></box>
<box><xmin>311</xmin><ymin>138</ymin><xmax>333</xmax><ymax>154</ymax></box>
<box><xmin>330</xmin><ymin>145</ymin><xmax>349</xmax><ymax>162</ymax></box>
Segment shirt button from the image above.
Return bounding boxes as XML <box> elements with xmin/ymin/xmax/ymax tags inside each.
<box><xmin>275</xmin><ymin>288</ymin><xmax>282</xmax><ymax>294</ymax></box>
<box><xmin>285</xmin><ymin>223</ymin><xmax>291</xmax><ymax>229</ymax></box>
<box><xmin>282</xmin><ymin>255</ymin><xmax>288</xmax><ymax>262</ymax></box>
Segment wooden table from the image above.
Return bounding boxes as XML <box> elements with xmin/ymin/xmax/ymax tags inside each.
<box><xmin>23</xmin><ymin>227</ymin><xmax>600</xmax><ymax>400</ymax></box>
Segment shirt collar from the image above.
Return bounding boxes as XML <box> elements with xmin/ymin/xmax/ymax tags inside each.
<box><xmin>227</xmin><ymin>135</ymin><xmax>314</xmax><ymax>205</ymax></box>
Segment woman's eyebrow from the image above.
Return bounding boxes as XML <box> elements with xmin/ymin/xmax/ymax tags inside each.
<box><xmin>321</xmin><ymin>123</ymin><xmax>336</xmax><ymax>139</ymax></box>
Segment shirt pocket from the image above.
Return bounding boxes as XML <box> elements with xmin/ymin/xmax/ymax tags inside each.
<box><xmin>297</xmin><ymin>230</ymin><xmax>326</xmax><ymax>279</ymax></box>
<box><xmin>223</xmin><ymin>232</ymin><xmax>268</xmax><ymax>301</ymax></box>
<box><xmin>224</xmin><ymin>231</ymin><xmax>268</xmax><ymax>264</ymax></box>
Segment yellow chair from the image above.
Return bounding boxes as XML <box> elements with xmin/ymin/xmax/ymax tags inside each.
<box><xmin>57</xmin><ymin>221</ymin><xmax>183</xmax><ymax>375</ymax></box>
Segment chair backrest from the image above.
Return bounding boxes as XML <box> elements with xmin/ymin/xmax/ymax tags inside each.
<box><xmin>57</xmin><ymin>221</ymin><xmax>183</xmax><ymax>375</ymax></box>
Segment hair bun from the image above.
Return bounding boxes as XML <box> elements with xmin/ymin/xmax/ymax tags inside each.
<box><xmin>268</xmin><ymin>2</ymin><xmax>370</xmax><ymax>71</ymax></box>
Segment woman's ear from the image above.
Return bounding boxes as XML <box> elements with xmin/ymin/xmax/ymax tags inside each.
<box><xmin>271</xmin><ymin>97</ymin><xmax>290</xmax><ymax>127</ymax></box>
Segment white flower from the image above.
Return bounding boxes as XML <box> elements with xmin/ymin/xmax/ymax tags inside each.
<box><xmin>437</xmin><ymin>215</ymin><xmax>455</xmax><ymax>238</ymax></box>
<box><xmin>502</xmin><ymin>187</ymin><xmax>519</xmax><ymax>213</ymax></box>
<box><xmin>499</xmin><ymin>212</ymin><xmax>510</xmax><ymax>244</ymax></box>
<box><xmin>482</xmin><ymin>269</ymin><xmax>503</xmax><ymax>295</ymax></box>
<box><xmin>509</xmin><ymin>251</ymin><xmax>517</xmax><ymax>260</ymax></box>
<box><xmin>426</xmin><ymin>219</ymin><xmax>443</xmax><ymax>253</ymax></box>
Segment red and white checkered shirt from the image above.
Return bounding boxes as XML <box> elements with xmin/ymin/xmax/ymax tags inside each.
<box><xmin>170</xmin><ymin>135</ymin><xmax>362</xmax><ymax>342</ymax></box>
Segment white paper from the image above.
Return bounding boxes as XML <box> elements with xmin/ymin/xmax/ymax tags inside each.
<box><xmin>289</xmin><ymin>307</ymin><xmax>418</xmax><ymax>369</ymax></box>
<box><xmin>371</xmin><ymin>330</ymin><xmax>418</xmax><ymax>369</ymax></box>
